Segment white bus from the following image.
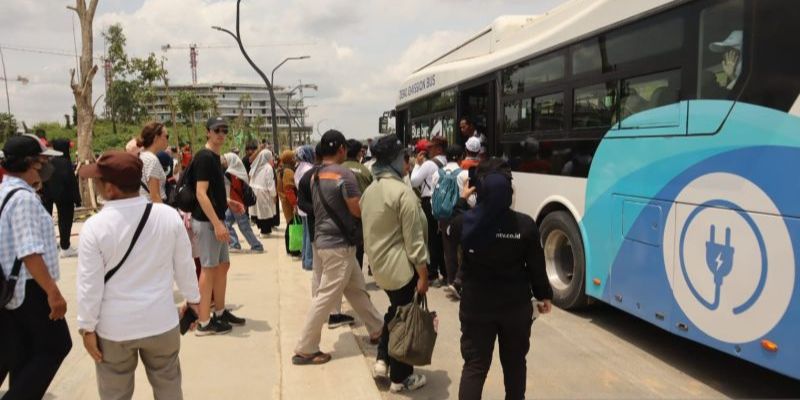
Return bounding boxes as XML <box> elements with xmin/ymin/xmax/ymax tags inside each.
<box><xmin>388</xmin><ymin>0</ymin><xmax>800</xmax><ymax>379</ymax></box>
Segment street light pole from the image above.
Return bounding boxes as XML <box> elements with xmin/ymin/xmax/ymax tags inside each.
<box><xmin>270</xmin><ymin>56</ymin><xmax>309</xmax><ymax>149</ymax></box>
<box><xmin>212</xmin><ymin>0</ymin><xmax>294</xmax><ymax>153</ymax></box>
<box><xmin>0</xmin><ymin>47</ymin><xmax>11</xmax><ymax>115</ymax></box>
<box><xmin>285</xmin><ymin>83</ymin><xmax>317</xmax><ymax>147</ymax></box>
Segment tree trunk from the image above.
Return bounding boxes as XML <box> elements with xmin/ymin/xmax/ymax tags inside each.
<box><xmin>69</xmin><ymin>0</ymin><xmax>100</xmax><ymax>209</ymax></box>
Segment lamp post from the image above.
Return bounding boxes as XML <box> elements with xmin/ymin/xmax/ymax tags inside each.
<box><xmin>286</xmin><ymin>83</ymin><xmax>317</xmax><ymax>147</ymax></box>
<box><xmin>270</xmin><ymin>56</ymin><xmax>309</xmax><ymax>149</ymax></box>
<box><xmin>212</xmin><ymin>1</ymin><xmax>309</xmax><ymax>153</ymax></box>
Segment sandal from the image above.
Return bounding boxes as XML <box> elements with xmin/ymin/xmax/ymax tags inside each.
<box><xmin>292</xmin><ymin>351</ymin><xmax>331</xmax><ymax>365</ymax></box>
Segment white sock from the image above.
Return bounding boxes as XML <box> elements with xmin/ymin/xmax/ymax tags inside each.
<box><xmin>199</xmin><ymin>319</ymin><xmax>210</xmax><ymax>327</ymax></box>
<box><xmin>215</xmin><ymin>309</ymin><xmax>226</xmax><ymax>317</ymax></box>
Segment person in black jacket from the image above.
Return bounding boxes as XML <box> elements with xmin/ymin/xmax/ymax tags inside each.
<box><xmin>42</xmin><ymin>139</ymin><xmax>81</xmax><ymax>258</ymax></box>
<box><xmin>447</xmin><ymin>160</ymin><xmax>553</xmax><ymax>400</ymax></box>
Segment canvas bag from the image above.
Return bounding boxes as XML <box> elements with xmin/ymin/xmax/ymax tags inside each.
<box><xmin>388</xmin><ymin>291</ymin><xmax>437</xmax><ymax>366</ymax></box>
<box><xmin>431</xmin><ymin>167</ymin><xmax>462</xmax><ymax>220</ymax></box>
<box><xmin>288</xmin><ymin>216</ymin><xmax>304</xmax><ymax>252</ymax></box>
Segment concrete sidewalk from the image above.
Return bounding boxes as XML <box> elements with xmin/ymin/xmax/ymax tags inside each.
<box><xmin>3</xmin><ymin>221</ymin><xmax>382</xmax><ymax>400</ymax></box>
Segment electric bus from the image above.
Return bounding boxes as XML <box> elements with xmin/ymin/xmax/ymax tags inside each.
<box><xmin>387</xmin><ymin>0</ymin><xmax>800</xmax><ymax>379</ymax></box>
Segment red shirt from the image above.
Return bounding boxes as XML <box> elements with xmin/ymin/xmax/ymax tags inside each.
<box><xmin>461</xmin><ymin>158</ymin><xmax>480</xmax><ymax>170</ymax></box>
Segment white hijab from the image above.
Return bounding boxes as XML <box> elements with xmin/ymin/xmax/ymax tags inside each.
<box><xmin>249</xmin><ymin>149</ymin><xmax>275</xmax><ymax>187</ymax></box>
<box><xmin>223</xmin><ymin>152</ymin><xmax>249</xmax><ymax>183</ymax></box>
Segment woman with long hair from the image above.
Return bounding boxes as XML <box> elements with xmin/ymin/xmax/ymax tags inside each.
<box><xmin>248</xmin><ymin>149</ymin><xmax>277</xmax><ymax>236</ymax></box>
<box><xmin>137</xmin><ymin>122</ymin><xmax>170</xmax><ymax>203</ymax></box>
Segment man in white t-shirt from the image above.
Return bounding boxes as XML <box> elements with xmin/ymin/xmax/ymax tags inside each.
<box><xmin>77</xmin><ymin>151</ymin><xmax>200</xmax><ymax>399</ymax></box>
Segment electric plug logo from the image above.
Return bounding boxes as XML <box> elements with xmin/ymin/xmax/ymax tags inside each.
<box><xmin>702</xmin><ymin>225</ymin><xmax>735</xmax><ymax>310</ymax></box>
<box><xmin>662</xmin><ymin>172</ymin><xmax>794</xmax><ymax>343</ymax></box>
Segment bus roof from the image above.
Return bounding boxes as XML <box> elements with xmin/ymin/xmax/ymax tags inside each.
<box><xmin>396</xmin><ymin>0</ymin><xmax>678</xmax><ymax>106</ymax></box>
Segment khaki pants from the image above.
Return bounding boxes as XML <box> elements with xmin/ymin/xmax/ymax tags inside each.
<box><xmin>296</xmin><ymin>246</ymin><xmax>383</xmax><ymax>355</ymax></box>
<box><xmin>311</xmin><ymin>244</ymin><xmax>342</xmax><ymax>315</ymax></box>
<box><xmin>96</xmin><ymin>326</ymin><xmax>182</xmax><ymax>400</ymax></box>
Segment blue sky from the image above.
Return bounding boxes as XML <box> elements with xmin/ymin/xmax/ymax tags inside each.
<box><xmin>0</xmin><ymin>0</ymin><xmax>566</xmax><ymax>140</ymax></box>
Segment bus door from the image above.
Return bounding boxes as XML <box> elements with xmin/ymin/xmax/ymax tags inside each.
<box><xmin>458</xmin><ymin>78</ymin><xmax>496</xmax><ymax>154</ymax></box>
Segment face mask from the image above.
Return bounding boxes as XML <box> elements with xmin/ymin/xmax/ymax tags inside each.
<box><xmin>38</xmin><ymin>161</ymin><xmax>54</xmax><ymax>182</ymax></box>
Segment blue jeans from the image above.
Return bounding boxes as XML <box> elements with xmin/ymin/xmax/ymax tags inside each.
<box><xmin>301</xmin><ymin>216</ymin><xmax>313</xmax><ymax>270</ymax></box>
<box><xmin>225</xmin><ymin>210</ymin><xmax>263</xmax><ymax>251</ymax></box>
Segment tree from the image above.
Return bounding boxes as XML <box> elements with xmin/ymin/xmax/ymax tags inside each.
<box><xmin>176</xmin><ymin>90</ymin><xmax>210</xmax><ymax>149</ymax></box>
<box><xmin>68</xmin><ymin>0</ymin><xmax>100</xmax><ymax>209</ymax></box>
<box><xmin>0</xmin><ymin>113</ymin><xmax>17</xmax><ymax>142</ymax></box>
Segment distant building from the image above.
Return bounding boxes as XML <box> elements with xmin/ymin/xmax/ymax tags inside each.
<box><xmin>146</xmin><ymin>82</ymin><xmax>312</xmax><ymax>145</ymax></box>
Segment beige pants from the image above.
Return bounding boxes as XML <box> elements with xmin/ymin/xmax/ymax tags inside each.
<box><xmin>296</xmin><ymin>246</ymin><xmax>383</xmax><ymax>355</ymax></box>
<box><xmin>311</xmin><ymin>244</ymin><xmax>342</xmax><ymax>315</ymax></box>
<box><xmin>96</xmin><ymin>326</ymin><xmax>182</xmax><ymax>400</ymax></box>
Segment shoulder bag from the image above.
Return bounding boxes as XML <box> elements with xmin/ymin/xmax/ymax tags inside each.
<box><xmin>104</xmin><ymin>203</ymin><xmax>153</xmax><ymax>283</ymax></box>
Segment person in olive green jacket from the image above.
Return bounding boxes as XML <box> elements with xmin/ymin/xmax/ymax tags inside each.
<box><xmin>360</xmin><ymin>135</ymin><xmax>429</xmax><ymax>393</ymax></box>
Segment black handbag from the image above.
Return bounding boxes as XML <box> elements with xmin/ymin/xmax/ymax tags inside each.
<box><xmin>0</xmin><ymin>188</ymin><xmax>26</xmax><ymax>307</ymax></box>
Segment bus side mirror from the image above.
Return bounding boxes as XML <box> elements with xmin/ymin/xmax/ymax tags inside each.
<box><xmin>379</xmin><ymin>116</ymin><xmax>389</xmax><ymax>134</ymax></box>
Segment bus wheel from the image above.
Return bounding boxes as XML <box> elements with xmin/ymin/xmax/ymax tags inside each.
<box><xmin>541</xmin><ymin>211</ymin><xmax>588</xmax><ymax>310</ymax></box>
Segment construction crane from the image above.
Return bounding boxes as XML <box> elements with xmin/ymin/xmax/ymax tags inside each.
<box><xmin>161</xmin><ymin>41</ymin><xmax>316</xmax><ymax>85</ymax></box>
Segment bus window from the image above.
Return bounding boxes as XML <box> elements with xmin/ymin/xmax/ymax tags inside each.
<box><xmin>411</xmin><ymin>119</ymin><xmax>430</xmax><ymax>140</ymax></box>
<box><xmin>574</xmin><ymin>82</ymin><xmax>618</xmax><ymax>129</ymax></box>
<box><xmin>619</xmin><ymin>70</ymin><xmax>682</xmax><ymax>121</ymax></box>
<box><xmin>504</xmin><ymin>99</ymin><xmax>532</xmax><ymax>134</ymax></box>
<box><xmin>698</xmin><ymin>0</ymin><xmax>745</xmax><ymax>99</ymax></box>
<box><xmin>534</xmin><ymin>93</ymin><xmax>565</xmax><ymax>131</ymax></box>
<box><xmin>502</xmin><ymin>54</ymin><xmax>565</xmax><ymax>95</ymax></box>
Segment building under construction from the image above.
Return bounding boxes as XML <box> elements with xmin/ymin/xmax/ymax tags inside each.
<box><xmin>146</xmin><ymin>82</ymin><xmax>313</xmax><ymax>145</ymax></box>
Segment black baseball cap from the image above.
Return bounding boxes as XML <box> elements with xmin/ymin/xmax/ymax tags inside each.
<box><xmin>3</xmin><ymin>134</ymin><xmax>61</xmax><ymax>160</ymax></box>
<box><xmin>206</xmin><ymin>116</ymin><xmax>228</xmax><ymax>131</ymax></box>
<box><xmin>319</xmin><ymin>130</ymin><xmax>346</xmax><ymax>156</ymax></box>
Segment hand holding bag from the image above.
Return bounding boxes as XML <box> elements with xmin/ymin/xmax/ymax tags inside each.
<box><xmin>388</xmin><ymin>291</ymin><xmax>437</xmax><ymax>366</ymax></box>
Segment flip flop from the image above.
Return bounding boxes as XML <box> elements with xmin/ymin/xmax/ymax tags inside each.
<box><xmin>292</xmin><ymin>351</ymin><xmax>331</xmax><ymax>365</ymax></box>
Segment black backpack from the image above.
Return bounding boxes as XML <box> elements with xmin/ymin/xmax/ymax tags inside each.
<box><xmin>168</xmin><ymin>161</ymin><xmax>197</xmax><ymax>213</ymax></box>
<box><xmin>0</xmin><ymin>188</ymin><xmax>27</xmax><ymax>307</ymax></box>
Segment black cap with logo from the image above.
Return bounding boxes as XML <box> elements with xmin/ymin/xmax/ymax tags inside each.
<box><xmin>319</xmin><ymin>130</ymin><xmax>346</xmax><ymax>157</ymax></box>
<box><xmin>3</xmin><ymin>134</ymin><xmax>62</xmax><ymax>160</ymax></box>
<box><xmin>206</xmin><ymin>116</ymin><xmax>228</xmax><ymax>131</ymax></box>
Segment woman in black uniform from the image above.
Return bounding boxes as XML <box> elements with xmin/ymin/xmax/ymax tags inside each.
<box><xmin>448</xmin><ymin>161</ymin><xmax>554</xmax><ymax>400</ymax></box>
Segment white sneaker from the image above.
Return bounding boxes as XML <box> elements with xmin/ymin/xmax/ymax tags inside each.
<box><xmin>59</xmin><ymin>247</ymin><xmax>78</xmax><ymax>258</ymax></box>
<box><xmin>389</xmin><ymin>373</ymin><xmax>426</xmax><ymax>393</ymax></box>
<box><xmin>372</xmin><ymin>360</ymin><xmax>388</xmax><ymax>380</ymax></box>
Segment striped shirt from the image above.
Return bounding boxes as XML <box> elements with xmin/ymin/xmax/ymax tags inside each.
<box><xmin>0</xmin><ymin>176</ymin><xmax>61</xmax><ymax>309</ymax></box>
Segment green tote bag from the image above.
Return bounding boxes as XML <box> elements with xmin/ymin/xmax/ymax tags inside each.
<box><xmin>288</xmin><ymin>216</ymin><xmax>304</xmax><ymax>252</ymax></box>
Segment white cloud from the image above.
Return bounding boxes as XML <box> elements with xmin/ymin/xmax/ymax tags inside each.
<box><xmin>0</xmin><ymin>0</ymin><xmax>566</xmax><ymax>140</ymax></box>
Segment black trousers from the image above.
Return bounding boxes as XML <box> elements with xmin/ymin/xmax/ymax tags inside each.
<box><xmin>0</xmin><ymin>281</ymin><xmax>72</xmax><ymax>399</ymax></box>
<box><xmin>459</xmin><ymin>303</ymin><xmax>533</xmax><ymax>400</ymax></box>
<box><xmin>43</xmin><ymin>199</ymin><xmax>75</xmax><ymax>250</ymax></box>
<box><xmin>421</xmin><ymin>198</ymin><xmax>445</xmax><ymax>281</ymax></box>
<box><xmin>377</xmin><ymin>276</ymin><xmax>417</xmax><ymax>384</ymax></box>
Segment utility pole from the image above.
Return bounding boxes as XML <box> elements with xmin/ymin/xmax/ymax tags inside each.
<box><xmin>0</xmin><ymin>47</ymin><xmax>11</xmax><ymax>115</ymax></box>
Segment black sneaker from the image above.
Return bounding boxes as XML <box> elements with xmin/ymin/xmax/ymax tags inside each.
<box><xmin>219</xmin><ymin>309</ymin><xmax>246</xmax><ymax>326</ymax></box>
<box><xmin>195</xmin><ymin>317</ymin><xmax>233</xmax><ymax>336</ymax></box>
<box><xmin>328</xmin><ymin>313</ymin><xmax>356</xmax><ymax>329</ymax></box>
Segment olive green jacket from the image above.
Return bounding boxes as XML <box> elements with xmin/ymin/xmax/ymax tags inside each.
<box><xmin>360</xmin><ymin>172</ymin><xmax>429</xmax><ymax>290</ymax></box>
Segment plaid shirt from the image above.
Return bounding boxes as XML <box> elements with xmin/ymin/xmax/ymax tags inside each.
<box><xmin>0</xmin><ymin>176</ymin><xmax>60</xmax><ymax>310</ymax></box>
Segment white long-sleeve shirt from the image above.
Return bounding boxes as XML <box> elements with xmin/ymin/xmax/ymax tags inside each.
<box><xmin>77</xmin><ymin>196</ymin><xmax>200</xmax><ymax>341</ymax></box>
<box><xmin>410</xmin><ymin>155</ymin><xmax>447</xmax><ymax>198</ymax></box>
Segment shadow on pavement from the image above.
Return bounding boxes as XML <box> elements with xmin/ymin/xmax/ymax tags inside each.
<box><xmin>229</xmin><ymin>318</ymin><xmax>272</xmax><ymax>338</ymax></box>
<box><xmin>574</xmin><ymin>303</ymin><xmax>800</xmax><ymax>398</ymax></box>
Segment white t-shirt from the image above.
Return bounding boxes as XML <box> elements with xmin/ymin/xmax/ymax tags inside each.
<box><xmin>140</xmin><ymin>151</ymin><xmax>167</xmax><ymax>200</ymax></box>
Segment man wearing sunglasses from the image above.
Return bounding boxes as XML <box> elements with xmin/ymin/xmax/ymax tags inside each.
<box><xmin>191</xmin><ymin>117</ymin><xmax>246</xmax><ymax>335</ymax></box>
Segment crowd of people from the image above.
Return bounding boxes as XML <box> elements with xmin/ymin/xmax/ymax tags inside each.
<box><xmin>0</xmin><ymin>114</ymin><xmax>553</xmax><ymax>400</ymax></box>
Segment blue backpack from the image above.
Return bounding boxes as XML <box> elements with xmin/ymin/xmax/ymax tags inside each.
<box><xmin>431</xmin><ymin>167</ymin><xmax>462</xmax><ymax>220</ymax></box>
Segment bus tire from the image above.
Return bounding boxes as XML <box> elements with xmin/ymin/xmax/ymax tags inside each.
<box><xmin>540</xmin><ymin>211</ymin><xmax>588</xmax><ymax>310</ymax></box>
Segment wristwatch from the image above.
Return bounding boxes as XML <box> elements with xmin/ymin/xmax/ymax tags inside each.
<box><xmin>78</xmin><ymin>328</ymin><xmax>95</xmax><ymax>337</ymax></box>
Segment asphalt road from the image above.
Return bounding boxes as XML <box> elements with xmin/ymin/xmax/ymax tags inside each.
<box><xmin>355</xmin><ymin>274</ymin><xmax>800</xmax><ymax>399</ymax></box>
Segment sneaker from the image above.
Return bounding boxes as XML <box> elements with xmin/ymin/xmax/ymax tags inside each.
<box><xmin>446</xmin><ymin>284</ymin><xmax>461</xmax><ymax>300</ymax></box>
<box><xmin>429</xmin><ymin>278</ymin><xmax>444</xmax><ymax>288</ymax></box>
<box><xmin>373</xmin><ymin>360</ymin><xmax>388</xmax><ymax>380</ymax></box>
<box><xmin>250</xmin><ymin>247</ymin><xmax>265</xmax><ymax>253</ymax></box>
<box><xmin>59</xmin><ymin>247</ymin><xmax>78</xmax><ymax>258</ymax></box>
<box><xmin>390</xmin><ymin>373</ymin><xmax>427</xmax><ymax>393</ymax></box>
<box><xmin>259</xmin><ymin>232</ymin><xmax>272</xmax><ymax>238</ymax></box>
<box><xmin>218</xmin><ymin>309</ymin><xmax>246</xmax><ymax>326</ymax></box>
<box><xmin>327</xmin><ymin>313</ymin><xmax>355</xmax><ymax>329</ymax></box>
<box><xmin>195</xmin><ymin>317</ymin><xmax>233</xmax><ymax>336</ymax></box>
<box><xmin>229</xmin><ymin>246</ymin><xmax>243</xmax><ymax>253</ymax></box>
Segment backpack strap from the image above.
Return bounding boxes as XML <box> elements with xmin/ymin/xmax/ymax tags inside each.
<box><xmin>1</xmin><ymin>188</ymin><xmax>27</xmax><ymax>281</ymax></box>
<box><xmin>104</xmin><ymin>203</ymin><xmax>153</xmax><ymax>283</ymax></box>
<box><xmin>313</xmin><ymin>168</ymin><xmax>356</xmax><ymax>246</ymax></box>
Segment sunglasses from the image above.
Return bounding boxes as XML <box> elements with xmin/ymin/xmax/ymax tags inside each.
<box><xmin>214</xmin><ymin>128</ymin><xmax>229</xmax><ymax>135</ymax></box>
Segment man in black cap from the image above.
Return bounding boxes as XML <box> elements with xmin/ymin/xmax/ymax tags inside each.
<box><xmin>293</xmin><ymin>130</ymin><xmax>383</xmax><ymax>365</ymax></box>
<box><xmin>191</xmin><ymin>117</ymin><xmax>246</xmax><ymax>336</ymax></box>
<box><xmin>0</xmin><ymin>134</ymin><xmax>72</xmax><ymax>399</ymax></box>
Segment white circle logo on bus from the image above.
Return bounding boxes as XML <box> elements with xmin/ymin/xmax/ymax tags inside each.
<box><xmin>662</xmin><ymin>173</ymin><xmax>795</xmax><ymax>343</ymax></box>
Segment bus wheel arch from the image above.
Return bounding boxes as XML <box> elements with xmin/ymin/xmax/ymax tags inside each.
<box><xmin>539</xmin><ymin>208</ymin><xmax>590</xmax><ymax>310</ymax></box>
